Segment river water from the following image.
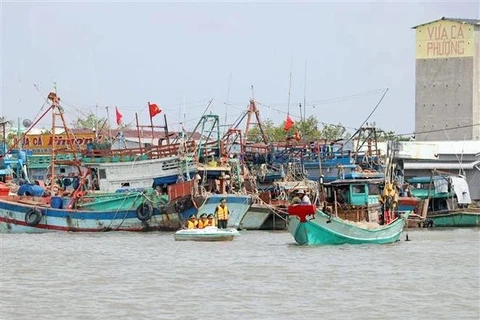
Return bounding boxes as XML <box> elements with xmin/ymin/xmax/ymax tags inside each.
<box><xmin>1</xmin><ymin>228</ymin><xmax>479</xmax><ymax>320</ymax></box>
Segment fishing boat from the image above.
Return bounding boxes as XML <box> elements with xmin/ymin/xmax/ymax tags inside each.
<box><xmin>174</xmin><ymin>226</ymin><xmax>240</xmax><ymax>241</ymax></box>
<box><xmin>287</xmin><ymin>146</ymin><xmax>409</xmax><ymax>245</ymax></box>
<box><xmin>399</xmin><ymin>174</ymin><xmax>480</xmax><ymax>227</ymax></box>
<box><xmin>242</xmin><ymin>180</ymin><xmax>317</xmax><ymax>230</ymax></box>
<box><xmin>287</xmin><ymin>204</ymin><xmax>408</xmax><ymax>245</ymax></box>
<box><xmin>0</xmin><ymin>91</ymin><xmax>198</xmax><ymax>233</ymax></box>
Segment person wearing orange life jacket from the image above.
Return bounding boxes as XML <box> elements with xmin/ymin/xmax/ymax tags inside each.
<box><xmin>214</xmin><ymin>198</ymin><xmax>230</xmax><ymax>229</ymax></box>
<box><xmin>197</xmin><ymin>213</ymin><xmax>208</xmax><ymax>229</ymax></box>
<box><xmin>206</xmin><ymin>214</ymin><xmax>216</xmax><ymax>227</ymax></box>
<box><xmin>185</xmin><ymin>215</ymin><xmax>198</xmax><ymax>229</ymax></box>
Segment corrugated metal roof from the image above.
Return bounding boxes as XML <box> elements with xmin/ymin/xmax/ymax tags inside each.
<box><xmin>403</xmin><ymin>160</ymin><xmax>480</xmax><ymax>170</ymax></box>
<box><xmin>412</xmin><ymin>17</ymin><xmax>480</xmax><ymax>29</ymax></box>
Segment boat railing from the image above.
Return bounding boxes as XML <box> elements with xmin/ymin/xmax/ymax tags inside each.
<box><xmin>81</xmin><ymin>140</ymin><xmax>197</xmax><ymax>161</ymax></box>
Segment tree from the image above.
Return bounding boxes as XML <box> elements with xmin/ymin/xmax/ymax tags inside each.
<box><xmin>292</xmin><ymin>116</ymin><xmax>321</xmax><ymax>141</ymax></box>
<box><xmin>246</xmin><ymin>117</ymin><xmax>351</xmax><ymax>143</ymax></box>
<box><xmin>246</xmin><ymin>119</ymin><xmax>285</xmax><ymax>142</ymax></box>
<box><xmin>318</xmin><ymin>123</ymin><xmax>350</xmax><ymax>141</ymax></box>
<box><xmin>72</xmin><ymin>113</ymin><xmax>108</xmax><ymax>130</ymax></box>
<box><xmin>376</xmin><ymin>129</ymin><xmax>411</xmax><ymax>142</ymax></box>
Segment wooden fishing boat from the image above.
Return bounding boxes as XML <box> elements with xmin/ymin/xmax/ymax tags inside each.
<box><xmin>0</xmin><ymin>91</ymin><xmax>198</xmax><ymax>233</ymax></box>
<box><xmin>287</xmin><ymin>204</ymin><xmax>408</xmax><ymax>245</ymax></box>
<box><xmin>286</xmin><ymin>146</ymin><xmax>410</xmax><ymax>245</ymax></box>
<box><xmin>401</xmin><ymin>174</ymin><xmax>480</xmax><ymax>227</ymax></box>
<box><xmin>174</xmin><ymin>226</ymin><xmax>240</xmax><ymax>241</ymax></box>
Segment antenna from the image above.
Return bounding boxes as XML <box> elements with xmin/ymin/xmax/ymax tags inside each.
<box><xmin>287</xmin><ymin>55</ymin><xmax>293</xmax><ymax>115</ymax></box>
<box><xmin>224</xmin><ymin>73</ymin><xmax>232</xmax><ymax>135</ymax></box>
<box><xmin>22</xmin><ymin>119</ymin><xmax>32</xmax><ymax>128</ymax></box>
<box><xmin>303</xmin><ymin>60</ymin><xmax>307</xmax><ymax>120</ymax></box>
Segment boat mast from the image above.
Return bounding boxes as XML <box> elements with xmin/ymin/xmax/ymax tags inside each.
<box><xmin>244</xmin><ymin>86</ymin><xmax>268</xmax><ymax>144</ymax></box>
<box><xmin>303</xmin><ymin>60</ymin><xmax>307</xmax><ymax>121</ymax></box>
<box><xmin>47</xmin><ymin>89</ymin><xmax>83</xmax><ymax>194</ymax></box>
<box><xmin>49</xmin><ymin>90</ymin><xmax>57</xmax><ymax>193</ymax></box>
<box><xmin>287</xmin><ymin>56</ymin><xmax>293</xmax><ymax>117</ymax></box>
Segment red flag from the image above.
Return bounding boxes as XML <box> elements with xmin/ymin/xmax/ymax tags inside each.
<box><xmin>115</xmin><ymin>106</ymin><xmax>122</xmax><ymax>125</ymax></box>
<box><xmin>284</xmin><ymin>115</ymin><xmax>294</xmax><ymax>131</ymax></box>
<box><xmin>148</xmin><ymin>102</ymin><xmax>161</xmax><ymax>118</ymax></box>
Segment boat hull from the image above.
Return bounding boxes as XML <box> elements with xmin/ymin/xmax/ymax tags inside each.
<box><xmin>174</xmin><ymin>227</ymin><xmax>239</xmax><ymax>241</ymax></box>
<box><xmin>242</xmin><ymin>204</ymin><xmax>288</xmax><ymax>230</ymax></box>
<box><xmin>288</xmin><ymin>210</ymin><xmax>406</xmax><ymax>245</ymax></box>
<box><xmin>0</xmin><ymin>197</ymin><xmax>193</xmax><ymax>233</ymax></box>
<box><xmin>195</xmin><ymin>194</ymin><xmax>252</xmax><ymax>229</ymax></box>
<box><xmin>428</xmin><ymin>210</ymin><xmax>480</xmax><ymax>227</ymax></box>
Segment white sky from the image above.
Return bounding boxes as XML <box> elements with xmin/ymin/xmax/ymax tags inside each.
<box><xmin>1</xmin><ymin>1</ymin><xmax>479</xmax><ymax>136</ymax></box>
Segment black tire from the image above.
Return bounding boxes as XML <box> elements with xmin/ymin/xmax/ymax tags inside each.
<box><xmin>174</xmin><ymin>200</ymin><xmax>185</xmax><ymax>213</ymax></box>
<box><xmin>25</xmin><ymin>208</ymin><xmax>42</xmax><ymax>226</ymax></box>
<box><xmin>136</xmin><ymin>203</ymin><xmax>153</xmax><ymax>222</ymax></box>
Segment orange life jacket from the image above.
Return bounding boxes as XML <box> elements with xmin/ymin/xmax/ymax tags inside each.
<box><xmin>186</xmin><ymin>220</ymin><xmax>197</xmax><ymax>229</ymax></box>
<box><xmin>206</xmin><ymin>218</ymin><xmax>216</xmax><ymax>227</ymax></box>
<box><xmin>197</xmin><ymin>219</ymin><xmax>208</xmax><ymax>229</ymax></box>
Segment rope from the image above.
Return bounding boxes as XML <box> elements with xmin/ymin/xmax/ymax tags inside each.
<box><xmin>104</xmin><ymin>190</ymin><xmax>143</xmax><ymax>231</ymax></box>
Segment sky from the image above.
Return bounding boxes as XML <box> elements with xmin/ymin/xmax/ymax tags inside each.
<box><xmin>1</xmin><ymin>1</ymin><xmax>479</xmax><ymax>137</ymax></box>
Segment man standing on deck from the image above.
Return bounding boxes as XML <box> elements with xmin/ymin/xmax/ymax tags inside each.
<box><xmin>300</xmin><ymin>191</ymin><xmax>312</xmax><ymax>205</ymax></box>
<box><xmin>214</xmin><ymin>198</ymin><xmax>230</xmax><ymax>229</ymax></box>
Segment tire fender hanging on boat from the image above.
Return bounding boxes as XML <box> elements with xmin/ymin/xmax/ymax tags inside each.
<box><xmin>25</xmin><ymin>208</ymin><xmax>43</xmax><ymax>226</ymax></box>
<box><xmin>136</xmin><ymin>202</ymin><xmax>153</xmax><ymax>221</ymax></box>
<box><xmin>174</xmin><ymin>200</ymin><xmax>185</xmax><ymax>213</ymax></box>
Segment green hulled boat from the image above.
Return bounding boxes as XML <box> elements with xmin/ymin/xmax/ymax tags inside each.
<box><xmin>74</xmin><ymin>188</ymin><xmax>168</xmax><ymax>211</ymax></box>
<box><xmin>406</xmin><ymin>175</ymin><xmax>480</xmax><ymax>227</ymax></box>
<box><xmin>287</xmin><ymin>205</ymin><xmax>408</xmax><ymax>245</ymax></box>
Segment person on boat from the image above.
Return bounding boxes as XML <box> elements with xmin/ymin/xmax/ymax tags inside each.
<box><xmin>197</xmin><ymin>213</ymin><xmax>208</xmax><ymax>229</ymax></box>
<box><xmin>214</xmin><ymin>198</ymin><xmax>230</xmax><ymax>229</ymax></box>
<box><xmin>186</xmin><ymin>215</ymin><xmax>198</xmax><ymax>229</ymax></box>
<box><xmin>300</xmin><ymin>191</ymin><xmax>312</xmax><ymax>205</ymax></box>
<box><xmin>206</xmin><ymin>214</ymin><xmax>216</xmax><ymax>227</ymax></box>
<box><xmin>337</xmin><ymin>187</ymin><xmax>349</xmax><ymax>204</ymax></box>
<box><xmin>291</xmin><ymin>191</ymin><xmax>302</xmax><ymax>205</ymax></box>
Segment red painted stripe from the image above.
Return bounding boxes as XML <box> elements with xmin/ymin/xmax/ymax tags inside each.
<box><xmin>0</xmin><ymin>216</ymin><xmax>145</xmax><ymax>232</ymax></box>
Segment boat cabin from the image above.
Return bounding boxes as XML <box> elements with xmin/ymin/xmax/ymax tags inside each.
<box><xmin>405</xmin><ymin>175</ymin><xmax>471</xmax><ymax>211</ymax></box>
<box><xmin>323</xmin><ymin>178</ymin><xmax>383</xmax><ymax>222</ymax></box>
<box><xmin>324</xmin><ymin>178</ymin><xmax>383</xmax><ymax>206</ymax></box>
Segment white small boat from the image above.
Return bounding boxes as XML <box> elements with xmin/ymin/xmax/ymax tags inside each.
<box><xmin>174</xmin><ymin>226</ymin><xmax>240</xmax><ymax>241</ymax></box>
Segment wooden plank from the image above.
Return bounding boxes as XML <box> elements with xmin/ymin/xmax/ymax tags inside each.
<box><xmin>421</xmin><ymin>198</ymin><xmax>429</xmax><ymax>218</ymax></box>
<box><xmin>17</xmin><ymin>199</ymin><xmax>49</xmax><ymax>207</ymax></box>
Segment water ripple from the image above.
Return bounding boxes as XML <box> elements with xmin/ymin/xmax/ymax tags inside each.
<box><xmin>1</xmin><ymin>229</ymin><xmax>479</xmax><ymax>319</ymax></box>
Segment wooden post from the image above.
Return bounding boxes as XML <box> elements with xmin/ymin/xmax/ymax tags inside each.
<box><xmin>135</xmin><ymin>113</ymin><xmax>142</xmax><ymax>154</ymax></box>
<box><xmin>148</xmin><ymin>102</ymin><xmax>155</xmax><ymax>146</ymax></box>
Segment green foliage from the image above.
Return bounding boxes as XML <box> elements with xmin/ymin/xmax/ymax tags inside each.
<box><xmin>6</xmin><ymin>132</ymin><xmax>17</xmax><ymax>148</ymax></box>
<box><xmin>293</xmin><ymin>116</ymin><xmax>322</xmax><ymax>140</ymax></box>
<box><xmin>376</xmin><ymin>129</ymin><xmax>411</xmax><ymax>142</ymax></box>
<box><xmin>246</xmin><ymin>116</ymin><xmax>350</xmax><ymax>142</ymax></box>
<box><xmin>73</xmin><ymin>113</ymin><xmax>108</xmax><ymax>130</ymax></box>
<box><xmin>246</xmin><ymin>119</ymin><xmax>285</xmax><ymax>142</ymax></box>
<box><xmin>91</xmin><ymin>141</ymin><xmax>112</xmax><ymax>150</ymax></box>
<box><xmin>318</xmin><ymin>123</ymin><xmax>350</xmax><ymax>141</ymax></box>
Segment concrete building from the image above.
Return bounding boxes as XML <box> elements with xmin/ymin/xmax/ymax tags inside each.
<box><xmin>413</xmin><ymin>17</ymin><xmax>480</xmax><ymax>141</ymax></box>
